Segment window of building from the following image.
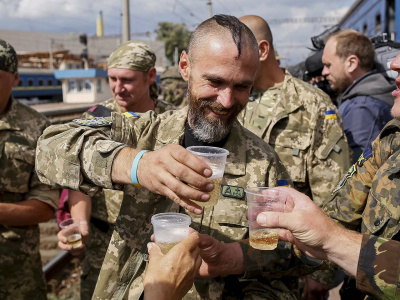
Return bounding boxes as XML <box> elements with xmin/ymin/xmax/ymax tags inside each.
<box><xmin>84</xmin><ymin>79</ymin><xmax>92</xmax><ymax>91</ymax></box>
<box><xmin>68</xmin><ymin>80</ymin><xmax>76</xmax><ymax>92</ymax></box>
<box><xmin>97</xmin><ymin>79</ymin><xmax>102</xmax><ymax>92</ymax></box>
<box><xmin>76</xmin><ymin>80</ymin><xmax>83</xmax><ymax>92</ymax></box>
<box><xmin>28</xmin><ymin>79</ymin><xmax>34</xmax><ymax>86</ymax></box>
<box><xmin>38</xmin><ymin>79</ymin><xmax>44</xmax><ymax>86</ymax></box>
<box><xmin>375</xmin><ymin>13</ymin><xmax>381</xmax><ymax>35</ymax></box>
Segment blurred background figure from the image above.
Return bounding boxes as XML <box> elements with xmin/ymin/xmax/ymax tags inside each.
<box><xmin>160</xmin><ymin>65</ymin><xmax>188</xmax><ymax>108</ymax></box>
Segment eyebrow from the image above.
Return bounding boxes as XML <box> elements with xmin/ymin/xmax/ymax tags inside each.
<box><xmin>202</xmin><ymin>73</ymin><xmax>253</xmax><ymax>87</ymax></box>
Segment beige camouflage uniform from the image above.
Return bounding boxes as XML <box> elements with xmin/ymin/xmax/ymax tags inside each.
<box><xmin>160</xmin><ymin>66</ymin><xmax>188</xmax><ymax>108</ymax></box>
<box><xmin>324</xmin><ymin>118</ymin><xmax>400</xmax><ymax>299</ymax></box>
<box><xmin>36</xmin><ymin>107</ymin><xmax>328</xmax><ymax>299</ymax></box>
<box><xmin>78</xmin><ymin>41</ymin><xmax>176</xmax><ymax>300</ymax></box>
<box><xmin>0</xmin><ymin>38</ymin><xmax>59</xmax><ymax>299</ymax></box>
<box><xmin>239</xmin><ymin>70</ymin><xmax>351</xmax><ymax>286</ymax></box>
<box><xmin>0</xmin><ymin>98</ymin><xmax>59</xmax><ymax>299</ymax></box>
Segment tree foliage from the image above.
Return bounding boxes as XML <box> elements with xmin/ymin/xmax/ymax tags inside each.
<box><xmin>155</xmin><ymin>22</ymin><xmax>191</xmax><ymax>65</ymax></box>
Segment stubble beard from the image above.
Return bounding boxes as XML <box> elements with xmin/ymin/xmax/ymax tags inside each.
<box><xmin>187</xmin><ymin>84</ymin><xmax>244</xmax><ymax>143</ymax></box>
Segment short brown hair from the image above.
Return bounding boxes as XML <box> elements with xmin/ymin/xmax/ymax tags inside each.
<box><xmin>328</xmin><ymin>29</ymin><xmax>375</xmax><ymax>71</ymax></box>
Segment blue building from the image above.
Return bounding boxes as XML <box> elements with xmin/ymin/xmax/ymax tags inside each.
<box><xmin>339</xmin><ymin>0</ymin><xmax>400</xmax><ymax>41</ymax></box>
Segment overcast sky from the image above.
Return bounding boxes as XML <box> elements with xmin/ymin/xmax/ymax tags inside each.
<box><xmin>0</xmin><ymin>0</ymin><xmax>356</xmax><ymax>65</ymax></box>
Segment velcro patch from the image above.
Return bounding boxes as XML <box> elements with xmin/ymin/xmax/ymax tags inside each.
<box><xmin>332</xmin><ymin>164</ymin><xmax>357</xmax><ymax>194</ymax></box>
<box><xmin>325</xmin><ymin>110</ymin><xmax>337</xmax><ymax>120</ymax></box>
<box><xmin>122</xmin><ymin>112</ymin><xmax>140</xmax><ymax>118</ymax></box>
<box><xmin>221</xmin><ymin>185</ymin><xmax>245</xmax><ymax>199</ymax></box>
<box><xmin>73</xmin><ymin>117</ymin><xmax>112</xmax><ymax>127</ymax></box>
<box><xmin>357</xmin><ymin>146</ymin><xmax>372</xmax><ymax>167</ymax></box>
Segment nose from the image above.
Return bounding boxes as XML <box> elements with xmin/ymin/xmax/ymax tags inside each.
<box><xmin>217</xmin><ymin>87</ymin><xmax>235</xmax><ymax>109</ymax></box>
<box><xmin>390</xmin><ymin>54</ymin><xmax>400</xmax><ymax>73</ymax></box>
<box><xmin>321</xmin><ymin>65</ymin><xmax>328</xmax><ymax>76</ymax></box>
<box><xmin>113</xmin><ymin>80</ymin><xmax>124</xmax><ymax>94</ymax></box>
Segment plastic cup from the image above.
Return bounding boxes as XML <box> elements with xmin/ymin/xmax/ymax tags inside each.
<box><xmin>245</xmin><ymin>187</ymin><xmax>286</xmax><ymax>250</ymax></box>
<box><xmin>59</xmin><ymin>218</ymin><xmax>82</xmax><ymax>249</ymax></box>
<box><xmin>151</xmin><ymin>213</ymin><xmax>192</xmax><ymax>254</ymax></box>
<box><xmin>187</xmin><ymin>146</ymin><xmax>229</xmax><ymax>207</ymax></box>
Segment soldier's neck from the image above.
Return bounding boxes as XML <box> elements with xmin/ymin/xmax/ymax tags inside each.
<box><xmin>254</xmin><ymin>62</ymin><xmax>285</xmax><ymax>90</ymax></box>
<box><xmin>122</xmin><ymin>97</ymin><xmax>155</xmax><ymax>113</ymax></box>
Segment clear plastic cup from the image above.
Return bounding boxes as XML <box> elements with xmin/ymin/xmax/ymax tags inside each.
<box><xmin>245</xmin><ymin>187</ymin><xmax>287</xmax><ymax>250</ymax></box>
<box><xmin>59</xmin><ymin>218</ymin><xmax>82</xmax><ymax>249</ymax></box>
<box><xmin>187</xmin><ymin>146</ymin><xmax>229</xmax><ymax>207</ymax></box>
<box><xmin>151</xmin><ymin>213</ymin><xmax>192</xmax><ymax>254</ymax></box>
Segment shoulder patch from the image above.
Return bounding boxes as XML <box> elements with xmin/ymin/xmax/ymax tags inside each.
<box><xmin>221</xmin><ymin>185</ymin><xmax>245</xmax><ymax>199</ymax></box>
<box><xmin>122</xmin><ymin>111</ymin><xmax>140</xmax><ymax>118</ymax></box>
<box><xmin>73</xmin><ymin>117</ymin><xmax>112</xmax><ymax>127</ymax></box>
<box><xmin>332</xmin><ymin>164</ymin><xmax>357</xmax><ymax>194</ymax></box>
<box><xmin>325</xmin><ymin>110</ymin><xmax>337</xmax><ymax>120</ymax></box>
<box><xmin>357</xmin><ymin>145</ymin><xmax>372</xmax><ymax>167</ymax></box>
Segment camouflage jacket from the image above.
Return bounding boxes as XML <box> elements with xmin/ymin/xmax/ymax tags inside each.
<box><xmin>357</xmin><ymin>235</ymin><xmax>400</xmax><ymax>299</ymax></box>
<box><xmin>239</xmin><ymin>71</ymin><xmax>351</xmax><ymax>208</ymax></box>
<box><xmin>324</xmin><ymin>119</ymin><xmax>400</xmax><ymax>298</ymax></box>
<box><xmin>36</xmin><ymin>107</ymin><xmax>325</xmax><ymax>299</ymax></box>
<box><xmin>82</xmin><ymin>98</ymin><xmax>175</xmax><ymax>224</ymax></box>
<box><xmin>0</xmin><ymin>97</ymin><xmax>59</xmax><ymax>298</ymax></box>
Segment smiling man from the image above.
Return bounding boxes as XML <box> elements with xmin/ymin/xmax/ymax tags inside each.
<box><xmin>36</xmin><ymin>15</ymin><xmax>302</xmax><ymax>299</ymax></box>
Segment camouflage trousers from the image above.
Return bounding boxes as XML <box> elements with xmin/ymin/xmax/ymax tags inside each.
<box><xmin>80</xmin><ymin>220</ymin><xmax>113</xmax><ymax>300</ymax></box>
<box><xmin>0</xmin><ymin>236</ymin><xmax>47</xmax><ymax>300</ymax></box>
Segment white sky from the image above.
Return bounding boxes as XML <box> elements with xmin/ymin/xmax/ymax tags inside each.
<box><xmin>0</xmin><ymin>0</ymin><xmax>356</xmax><ymax>65</ymax></box>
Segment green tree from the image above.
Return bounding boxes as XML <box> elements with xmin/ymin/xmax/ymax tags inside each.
<box><xmin>155</xmin><ymin>22</ymin><xmax>191</xmax><ymax>65</ymax></box>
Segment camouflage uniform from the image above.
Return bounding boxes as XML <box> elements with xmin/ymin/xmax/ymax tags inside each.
<box><xmin>324</xmin><ymin>118</ymin><xmax>400</xmax><ymax>299</ymax></box>
<box><xmin>36</xmin><ymin>106</ymin><xmax>329</xmax><ymax>299</ymax></box>
<box><xmin>239</xmin><ymin>71</ymin><xmax>351</xmax><ymax>287</ymax></box>
<box><xmin>358</xmin><ymin>235</ymin><xmax>400</xmax><ymax>299</ymax></box>
<box><xmin>160</xmin><ymin>66</ymin><xmax>188</xmax><ymax>108</ymax></box>
<box><xmin>79</xmin><ymin>98</ymin><xmax>175</xmax><ymax>300</ymax></box>
<box><xmin>0</xmin><ymin>97</ymin><xmax>59</xmax><ymax>299</ymax></box>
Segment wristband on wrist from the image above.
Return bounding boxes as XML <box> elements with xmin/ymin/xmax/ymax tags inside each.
<box><xmin>131</xmin><ymin>150</ymin><xmax>150</xmax><ymax>186</ymax></box>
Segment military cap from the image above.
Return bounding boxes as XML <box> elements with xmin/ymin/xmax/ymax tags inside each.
<box><xmin>160</xmin><ymin>66</ymin><xmax>184</xmax><ymax>81</ymax></box>
<box><xmin>0</xmin><ymin>39</ymin><xmax>18</xmax><ymax>74</ymax></box>
<box><xmin>108</xmin><ymin>41</ymin><xmax>156</xmax><ymax>72</ymax></box>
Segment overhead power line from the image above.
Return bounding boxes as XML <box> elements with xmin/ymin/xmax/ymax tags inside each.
<box><xmin>268</xmin><ymin>17</ymin><xmax>341</xmax><ymax>25</ymax></box>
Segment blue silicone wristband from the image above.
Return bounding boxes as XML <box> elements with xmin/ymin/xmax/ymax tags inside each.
<box><xmin>131</xmin><ymin>150</ymin><xmax>150</xmax><ymax>186</ymax></box>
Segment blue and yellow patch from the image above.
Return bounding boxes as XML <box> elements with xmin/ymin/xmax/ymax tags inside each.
<box><xmin>73</xmin><ymin>117</ymin><xmax>112</xmax><ymax>127</ymax></box>
<box><xmin>221</xmin><ymin>185</ymin><xmax>244</xmax><ymax>199</ymax></box>
<box><xmin>332</xmin><ymin>164</ymin><xmax>357</xmax><ymax>194</ymax></box>
<box><xmin>122</xmin><ymin>112</ymin><xmax>140</xmax><ymax>118</ymax></box>
<box><xmin>357</xmin><ymin>145</ymin><xmax>372</xmax><ymax>167</ymax></box>
<box><xmin>325</xmin><ymin>110</ymin><xmax>337</xmax><ymax>120</ymax></box>
<box><xmin>277</xmin><ymin>179</ymin><xmax>289</xmax><ymax>187</ymax></box>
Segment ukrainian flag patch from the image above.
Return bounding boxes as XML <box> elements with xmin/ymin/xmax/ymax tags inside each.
<box><xmin>122</xmin><ymin>112</ymin><xmax>140</xmax><ymax>118</ymax></box>
<box><xmin>325</xmin><ymin>110</ymin><xmax>337</xmax><ymax>120</ymax></box>
<box><xmin>277</xmin><ymin>179</ymin><xmax>289</xmax><ymax>187</ymax></box>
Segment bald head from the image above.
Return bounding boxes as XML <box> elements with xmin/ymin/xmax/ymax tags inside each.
<box><xmin>239</xmin><ymin>15</ymin><xmax>273</xmax><ymax>48</ymax></box>
<box><xmin>188</xmin><ymin>14</ymin><xmax>258</xmax><ymax>63</ymax></box>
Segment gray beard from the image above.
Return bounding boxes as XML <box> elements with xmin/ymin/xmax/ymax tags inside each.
<box><xmin>188</xmin><ymin>108</ymin><xmax>233</xmax><ymax>143</ymax></box>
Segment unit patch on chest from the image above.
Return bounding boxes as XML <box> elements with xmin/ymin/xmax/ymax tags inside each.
<box><xmin>221</xmin><ymin>185</ymin><xmax>245</xmax><ymax>199</ymax></box>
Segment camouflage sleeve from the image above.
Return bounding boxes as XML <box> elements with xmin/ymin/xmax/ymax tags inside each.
<box><xmin>323</xmin><ymin>139</ymin><xmax>381</xmax><ymax>230</ymax></box>
<box><xmin>308</xmin><ymin>100</ymin><xmax>351</xmax><ymax>207</ymax></box>
<box><xmin>36</xmin><ymin>120</ymin><xmax>126</xmax><ymax>196</ymax></box>
<box><xmin>357</xmin><ymin>235</ymin><xmax>400</xmax><ymax>299</ymax></box>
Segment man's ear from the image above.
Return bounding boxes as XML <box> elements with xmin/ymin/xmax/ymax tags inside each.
<box><xmin>147</xmin><ymin>67</ymin><xmax>157</xmax><ymax>84</ymax></box>
<box><xmin>12</xmin><ymin>73</ymin><xmax>20</xmax><ymax>87</ymax></box>
<box><xmin>179</xmin><ymin>51</ymin><xmax>190</xmax><ymax>82</ymax></box>
<box><xmin>258</xmin><ymin>40</ymin><xmax>270</xmax><ymax>62</ymax></box>
<box><xmin>346</xmin><ymin>55</ymin><xmax>359</xmax><ymax>73</ymax></box>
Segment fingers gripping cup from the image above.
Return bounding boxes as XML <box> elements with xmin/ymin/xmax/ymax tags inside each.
<box><xmin>245</xmin><ymin>187</ymin><xmax>286</xmax><ymax>250</ymax></box>
<box><xmin>59</xmin><ymin>218</ymin><xmax>82</xmax><ymax>249</ymax></box>
<box><xmin>151</xmin><ymin>213</ymin><xmax>191</xmax><ymax>254</ymax></box>
<box><xmin>187</xmin><ymin>146</ymin><xmax>229</xmax><ymax>207</ymax></box>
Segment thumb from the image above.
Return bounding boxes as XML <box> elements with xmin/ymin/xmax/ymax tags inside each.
<box><xmin>256</xmin><ymin>211</ymin><xmax>293</xmax><ymax>231</ymax></box>
<box><xmin>147</xmin><ymin>242</ymin><xmax>163</xmax><ymax>259</ymax></box>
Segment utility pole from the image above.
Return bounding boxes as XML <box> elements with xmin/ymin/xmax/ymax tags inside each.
<box><xmin>122</xmin><ymin>0</ymin><xmax>130</xmax><ymax>42</ymax></box>
<box><xmin>207</xmin><ymin>0</ymin><xmax>212</xmax><ymax>18</ymax></box>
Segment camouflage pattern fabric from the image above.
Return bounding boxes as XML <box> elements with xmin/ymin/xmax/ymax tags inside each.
<box><xmin>0</xmin><ymin>39</ymin><xmax>18</xmax><ymax>74</ymax></box>
<box><xmin>36</xmin><ymin>107</ymin><xmax>332</xmax><ymax>299</ymax></box>
<box><xmin>239</xmin><ymin>71</ymin><xmax>351</xmax><ymax>287</ymax></box>
<box><xmin>160</xmin><ymin>66</ymin><xmax>188</xmax><ymax>108</ymax></box>
<box><xmin>357</xmin><ymin>235</ymin><xmax>400</xmax><ymax>299</ymax></box>
<box><xmin>79</xmin><ymin>98</ymin><xmax>175</xmax><ymax>300</ymax></box>
<box><xmin>0</xmin><ymin>97</ymin><xmax>59</xmax><ymax>299</ymax></box>
<box><xmin>324</xmin><ymin>118</ymin><xmax>400</xmax><ymax>299</ymax></box>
